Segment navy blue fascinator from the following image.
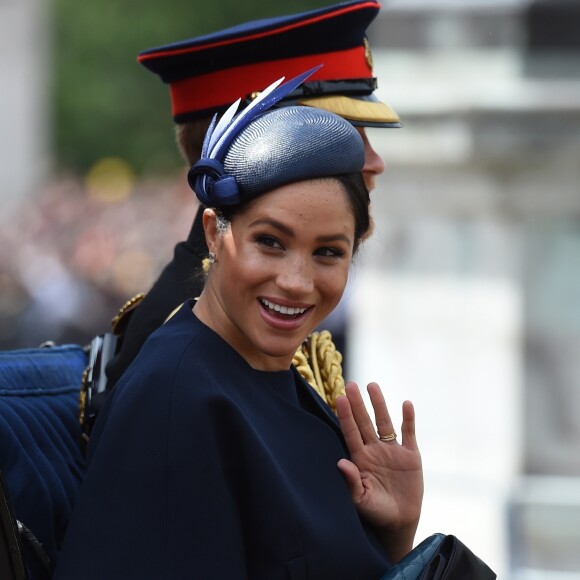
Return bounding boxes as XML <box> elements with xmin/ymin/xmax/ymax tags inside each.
<box><xmin>187</xmin><ymin>66</ymin><xmax>365</xmax><ymax>208</ymax></box>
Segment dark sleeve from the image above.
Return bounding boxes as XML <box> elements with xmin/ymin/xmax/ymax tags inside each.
<box><xmin>105</xmin><ymin>207</ymin><xmax>207</xmax><ymax>387</ymax></box>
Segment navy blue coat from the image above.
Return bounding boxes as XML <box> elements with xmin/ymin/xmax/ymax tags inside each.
<box><xmin>54</xmin><ymin>302</ymin><xmax>391</xmax><ymax>579</ymax></box>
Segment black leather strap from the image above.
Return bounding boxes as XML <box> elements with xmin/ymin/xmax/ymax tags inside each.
<box><xmin>0</xmin><ymin>470</ymin><xmax>26</xmax><ymax>580</ymax></box>
<box><xmin>17</xmin><ymin>521</ymin><xmax>53</xmax><ymax>578</ymax></box>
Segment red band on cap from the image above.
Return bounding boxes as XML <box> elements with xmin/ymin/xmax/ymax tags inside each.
<box><xmin>170</xmin><ymin>46</ymin><xmax>372</xmax><ymax>118</ymax></box>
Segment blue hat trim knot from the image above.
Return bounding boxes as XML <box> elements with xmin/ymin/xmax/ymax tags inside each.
<box><xmin>187</xmin><ymin>158</ymin><xmax>241</xmax><ymax>206</ymax></box>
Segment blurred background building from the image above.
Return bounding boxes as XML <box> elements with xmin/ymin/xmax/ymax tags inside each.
<box><xmin>1</xmin><ymin>0</ymin><xmax>579</xmax><ymax>577</ymax></box>
<box><xmin>0</xmin><ymin>0</ymin><xmax>50</xmax><ymax>216</ymax></box>
<box><xmin>349</xmin><ymin>0</ymin><xmax>580</xmax><ymax>578</ymax></box>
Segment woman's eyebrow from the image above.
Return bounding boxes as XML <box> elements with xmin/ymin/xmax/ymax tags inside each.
<box><xmin>316</xmin><ymin>233</ymin><xmax>352</xmax><ymax>245</ymax></box>
<box><xmin>249</xmin><ymin>218</ymin><xmax>294</xmax><ymax>237</ymax></box>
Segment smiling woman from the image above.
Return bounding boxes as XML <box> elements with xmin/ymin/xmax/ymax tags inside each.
<box><xmin>53</xmin><ymin>70</ymin><xmax>424</xmax><ymax>580</ymax></box>
<box><xmin>199</xmin><ymin>178</ymin><xmax>361</xmax><ymax>371</ymax></box>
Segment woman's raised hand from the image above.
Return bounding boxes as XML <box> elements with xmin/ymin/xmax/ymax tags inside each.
<box><xmin>336</xmin><ymin>382</ymin><xmax>423</xmax><ymax>563</ymax></box>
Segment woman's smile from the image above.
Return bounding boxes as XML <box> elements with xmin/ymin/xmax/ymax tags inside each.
<box><xmin>258</xmin><ymin>297</ymin><xmax>313</xmax><ymax>330</ymax></box>
<box><xmin>259</xmin><ymin>298</ymin><xmax>310</xmax><ymax>317</ymax></box>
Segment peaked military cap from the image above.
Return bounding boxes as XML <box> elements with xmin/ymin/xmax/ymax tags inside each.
<box><xmin>138</xmin><ymin>0</ymin><xmax>401</xmax><ymax>128</ymax></box>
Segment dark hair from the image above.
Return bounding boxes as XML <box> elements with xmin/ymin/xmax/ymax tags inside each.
<box><xmin>216</xmin><ymin>172</ymin><xmax>370</xmax><ymax>254</ymax></box>
<box><xmin>334</xmin><ymin>173</ymin><xmax>370</xmax><ymax>253</ymax></box>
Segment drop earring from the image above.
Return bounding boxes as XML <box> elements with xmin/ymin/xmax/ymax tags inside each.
<box><xmin>202</xmin><ymin>252</ymin><xmax>216</xmax><ymax>274</ymax></box>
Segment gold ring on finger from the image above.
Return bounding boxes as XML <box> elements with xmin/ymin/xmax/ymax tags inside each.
<box><xmin>378</xmin><ymin>431</ymin><xmax>397</xmax><ymax>442</ymax></box>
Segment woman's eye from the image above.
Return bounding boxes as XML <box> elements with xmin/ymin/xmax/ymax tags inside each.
<box><xmin>257</xmin><ymin>235</ymin><xmax>283</xmax><ymax>250</ymax></box>
<box><xmin>315</xmin><ymin>247</ymin><xmax>344</xmax><ymax>259</ymax></box>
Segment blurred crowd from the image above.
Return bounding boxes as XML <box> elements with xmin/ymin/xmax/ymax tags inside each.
<box><xmin>0</xmin><ymin>165</ymin><xmax>194</xmax><ymax>351</ymax></box>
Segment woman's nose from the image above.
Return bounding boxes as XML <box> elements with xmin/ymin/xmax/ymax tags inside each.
<box><xmin>276</xmin><ymin>256</ymin><xmax>314</xmax><ymax>295</ymax></box>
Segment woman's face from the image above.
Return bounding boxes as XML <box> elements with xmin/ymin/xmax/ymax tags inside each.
<box><xmin>198</xmin><ymin>178</ymin><xmax>356</xmax><ymax>371</ymax></box>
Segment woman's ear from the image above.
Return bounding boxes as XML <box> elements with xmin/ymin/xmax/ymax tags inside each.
<box><xmin>202</xmin><ymin>208</ymin><xmax>219</xmax><ymax>256</ymax></box>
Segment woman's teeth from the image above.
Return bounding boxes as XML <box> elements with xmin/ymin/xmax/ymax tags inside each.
<box><xmin>261</xmin><ymin>299</ymin><xmax>307</xmax><ymax>316</ymax></box>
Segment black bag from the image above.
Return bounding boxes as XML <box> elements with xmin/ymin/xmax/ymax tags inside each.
<box><xmin>381</xmin><ymin>533</ymin><xmax>497</xmax><ymax>579</ymax></box>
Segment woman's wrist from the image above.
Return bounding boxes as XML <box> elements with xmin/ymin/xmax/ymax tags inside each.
<box><xmin>377</xmin><ymin>522</ymin><xmax>419</xmax><ymax>564</ymax></box>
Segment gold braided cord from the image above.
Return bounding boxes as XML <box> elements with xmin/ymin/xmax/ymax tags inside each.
<box><xmin>312</xmin><ymin>330</ymin><xmax>346</xmax><ymax>412</ymax></box>
<box><xmin>79</xmin><ymin>366</ymin><xmax>89</xmax><ymax>426</ymax></box>
<box><xmin>308</xmin><ymin>332</ymin><xmax>324</xmax><ymax>395</ymax></box>
<box><xmin>293</xmin><ymin>331</ymin><xmax>345</xmax><ymax>414</ymax></box>
<box><xmin>292</xmin><ymin>345</ymin><xmax>325</xmax><ymax>400</ymax></box>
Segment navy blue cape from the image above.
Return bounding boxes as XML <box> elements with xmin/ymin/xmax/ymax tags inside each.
<box><xmin>54</xmin><ymin>302</ymin><xmax>390</xmax><ymax>579</ymax></box>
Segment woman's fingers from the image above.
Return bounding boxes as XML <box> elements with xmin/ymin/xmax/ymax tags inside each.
<box><xmin>336</xmin><ymin>387</ymin><xmax>365</xmax><ymax>452</ymax></box>
<box><xmin>400</xmin><ymin>400</ymin><xmax>419</xmax><ymax>450</ymax></box>
<box><xmin>336</xmin><ymin>382</ymin><xmax>376</xmax><ymax>450</ymax></box>
<box><xmin>337</xmin><ymin>458</ymin><xmax>364</xmax><ymax>502</ymax></box>
<box><xmin>338</xmin><ymin>381</ymin><xmax>400</xmax><ymax>448</ymax></box>
<box><xmin>368</xmin><ymin>382</ymin><xmax>396</xmax><ymax>444</ymax></box>
<box><xmin>345</xmin><ymin>382</ymin><xmax>380</xmax><ymax>445</ymax></box>
<box><xmin>338</xmin><ymin>381</ymin><xmax>417</xmax><ymax>453</ymax></box>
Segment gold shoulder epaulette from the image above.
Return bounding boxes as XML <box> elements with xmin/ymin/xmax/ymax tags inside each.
<box><xmin>110</xmin><ymin>293</ymin><xmax>146</xmax><ymax>335</ymax></box>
